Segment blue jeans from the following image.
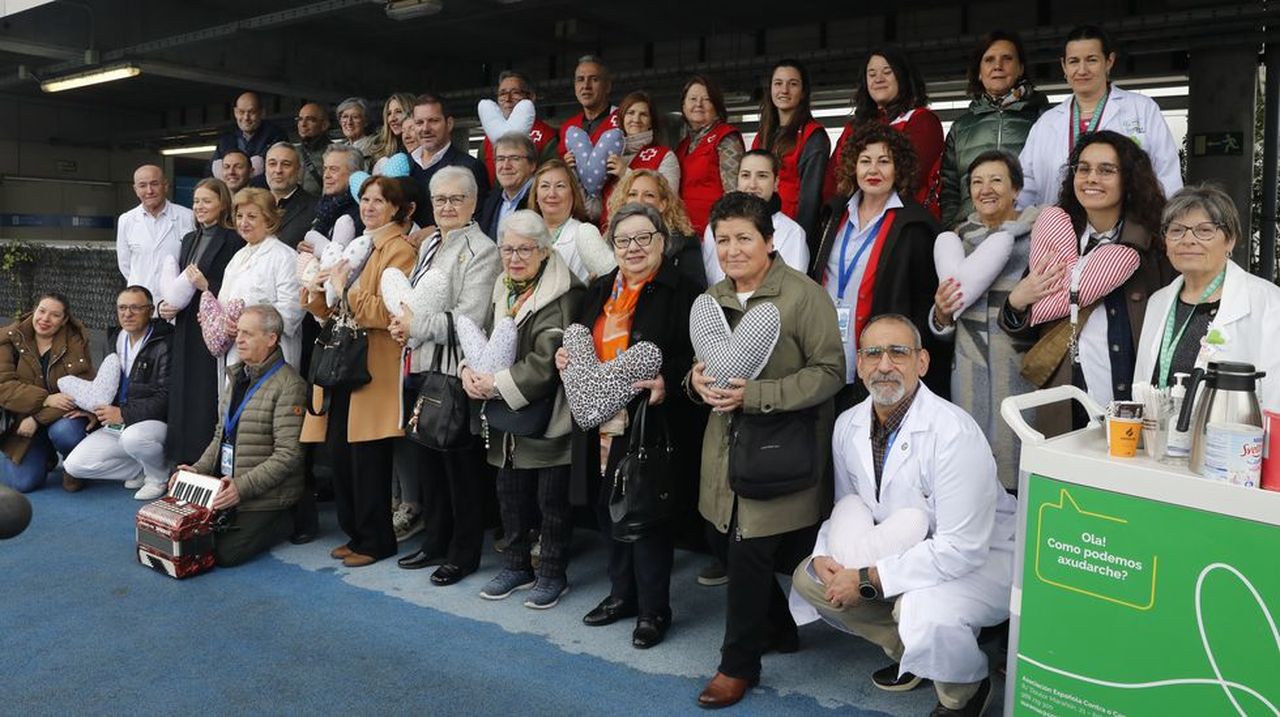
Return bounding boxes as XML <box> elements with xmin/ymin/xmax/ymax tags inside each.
<box><xmin>0</xmin><ymin>417</ymin><xmax>89</xmax><ymax>493</ymax></box>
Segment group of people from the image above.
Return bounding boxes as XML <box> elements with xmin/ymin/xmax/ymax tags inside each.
<box><xmin>4</xmin><ymin>22</ymin><xmax>1280</xmax><ymax>717</ymax></box>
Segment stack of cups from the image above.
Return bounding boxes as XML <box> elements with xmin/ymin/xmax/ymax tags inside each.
<box><xmin>1108</xmin><ymin>401</ymin><xmax>1144</xmax><ymax>459</ymax></box>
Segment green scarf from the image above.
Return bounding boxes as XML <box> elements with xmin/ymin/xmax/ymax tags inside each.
<box><xmin>503</xmin><ymin>258</ymin><xmax>548</xmax><ymax>317</ymax></box>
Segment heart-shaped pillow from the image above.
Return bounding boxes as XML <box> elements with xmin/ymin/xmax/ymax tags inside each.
<box><xmin>57</xmin><ymin>353</ymin><xmax>122</xmax><ymax>411</ymax></box>
<box><xmin>380</xmin><ymin>152</ymin><xmax>411</xmax><ymax>179</ymax></box>
<box><xmin>560</xmin><ymin>323</ymin><xmax>662</xmax><ymax>430</ymax></box>
<box><xmin>1026</xmin><ymin>208</ymin><xmax>1140</xmax><ymax>326</ymax></box>
<box><xmin>198</xmin><ymin>293</ymin><xmax>245</xmax><ymax>357</ymax></box>
<box><xmin>158</xmin><ymin>255</ymin><xmax>197</xmax><ymax>310</ymax></box>
<box><xmin>825</xmin><ymin>496</ymin><xmax>929</xmax><ymax>571</ymax></box>
<box><xmin>576</xmin><ymin>227</ymin><xmax>617</xmax><ymax>278</ymax></box>
<box><xmin>320</xmin><ymin>235</ymin><xmax>374</xmax><ymax>306</ymax></box>
<box><xmin>349</xmin><ymin>171</ymin><xmax>371</xmax><ymax>201</ymax></box>
<box><xmin>380</xmin><ymin>265</ymin><xmax>449</xmax><ymax>319</ymax></box>
<box><xmin>932</xmin><ymin>230</ymin><xmax>1015</xmax><ymax>316</ymax></box>
<box><xmin>478</xmin><ymin>99</ymin><xmax>536</xmax><ymax>144</ymax></box>
<box><xmin>689</xmin><ymin>294</ymin><xmax>780</xmax><ymax>389</ymax></box>
<box><xmin>456</xmin><ymin>314</ymin><xmax>518</xmax><ymax>374</ymax></box>
<box><xmin>564</xmin><ymin>126</ymin><xmax>624</xmax><ymax>197</ymax></box>
<box><xmin>297</xmin><ymin>252</ymin><xmax>320</xmax><ymax>292</ymax></box>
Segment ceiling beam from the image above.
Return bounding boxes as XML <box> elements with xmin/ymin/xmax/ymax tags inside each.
<box><xmin>0</xmin><ymin>37</ymin><xmax>83</xmax><ymax>61</ymax></box>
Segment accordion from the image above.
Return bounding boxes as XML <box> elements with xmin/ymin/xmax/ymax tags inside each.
<box><xmin>136</xmin><ymin>472</ymin><xmax>223</xmax><ymax>579</ymax></box>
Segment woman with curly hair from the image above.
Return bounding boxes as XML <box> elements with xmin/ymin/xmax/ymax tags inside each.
<box><xmin>604</xmin><ymin>169</ymin><xmax>705</xmax><ymax>288</ymax></box>
<box><xmin>999</xmin><ymin>129</ymin><xmax>1174</xmax><ymax>433</ymax></box>
<box><xmin>809</xmin><ymin>122</ymin><xmax>948</xmax><ymax>408</ymax></box>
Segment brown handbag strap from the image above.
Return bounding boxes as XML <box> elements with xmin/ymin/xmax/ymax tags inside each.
<box><xmin>1019</xmin><ymin>303</ymin><xmax>1097</xmax><ymax>387</ymax></box>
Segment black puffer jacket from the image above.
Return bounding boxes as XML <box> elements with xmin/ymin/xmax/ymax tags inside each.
<box><xmin>108</xmin><ymin>318</ymin><xmax>174</xmax><ymax>426</ymax></box>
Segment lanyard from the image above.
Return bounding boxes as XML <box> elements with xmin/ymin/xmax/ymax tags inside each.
<box><xmin>119</xmin><ymin>325</ymin><xmax>154</xmax><ymax>403</ymax></box>
<box><xmin>1067</xmin><ymin>225</ymin><xmax>1120</xmax><ymax>365</ymax></box>
<box><xmin>1156</xmin><ymin>269</ymin><xmax>1226</xmax><ymax>387</ymax></box>
<box><xmin>836</xmin><ymin>213</ymin><xmax>887</xmax><ymax>300</ymax></box>
<box><xmin>224</xmin><ymin>360</ymin><xmax>286</xmax><ymax>438</ymax></box>
<box><xmin>1069</xmin><ymin>90</ymin><xmax>1109</xmax><ymax>153</ymax></box>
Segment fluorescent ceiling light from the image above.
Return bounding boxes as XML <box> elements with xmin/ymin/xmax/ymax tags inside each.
<box><xmin>160</xmin><ymin>144</ymin><xmax>216</xmax><ymax>156</ymax></box>
<box><xmin>385</xmin><ymin>0</ymin><xmax>442</xmax><ymax>20</ymax></box>
<box><xmin>41</xmin><ymin>63</ymin><xmax>140</xmax><ymax>93</ymax></box>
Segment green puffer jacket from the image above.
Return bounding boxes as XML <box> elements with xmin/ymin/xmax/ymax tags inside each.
<box><xmin>939</xmin><ymin>89</ymin><xmax>1048</xmax><ymax>230</ymax></box>
<box><xmin>192</xmin><ymin>347</ymin><xmax>307</xmax><ymax>512</ymax></box>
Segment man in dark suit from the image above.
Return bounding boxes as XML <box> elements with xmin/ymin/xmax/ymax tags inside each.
<box><xmin>476</xmin><ymin>132</ymin><xmax>537</xmax><ymax>241</ymax></box>
<box><xmin>264</xmin><ymin>142</ymin><xmax>318</xmax><ymax>249</ymax></box>
<box><xmin>408</xmin><ymin>93</ymin><xmax>490</xmax><ymax>230</ymax></box>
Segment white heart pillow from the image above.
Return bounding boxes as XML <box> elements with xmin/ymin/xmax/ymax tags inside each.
<box><xmin>932</xmin><ymin>230</ymin><xmax>1015</xmax><ymax>316</ymax></box>
<box><xmin>57</xmin><ymin>353</ymin><xmax>122</xmax><ymax>411</ymax></box>
<box><xmin>576</xmin><ymin>227</ymin><xmax>617</xmax><ymax>278</ymax></box>
<box><xmin>565</xmin><ymin>126</ymin><xmax>624</xmax><ymax>197</ymax></box>
<box><xmin>689</xmin><ymin>294</ymin><xmax>780</xmax><ymax>389</ymax></box>
<box><xmin>826</xmin><ymin>497</ymin><xmax>929</xmax><ymax>570</ymax></box>
<box><xmin>560</xmin><ymin>323</ymin><xmax>662</xmax><ymax>430</ymax></box>
<box><xmin>456</xmin><ymin>314</ymin><xmax>518</xmax><ymax>374</ymax></box>
<box><xmin>477</xmin><ymin>99</ymin><xmax>536</xmax><ymax>144</ymax></box>
<box><xmin>380</xmin><ymin>266</ymin><xmax>450</xmax><ymax>320</ymax></box>
<box><xmin>158</xmin><ymin>255</ymin><xmax>197</xmax><ymax>310</ymax></box>
<box><xmin>320</xmin><ymin>235</ymin><xmax>373</xmax><ymax>306</ymax></box>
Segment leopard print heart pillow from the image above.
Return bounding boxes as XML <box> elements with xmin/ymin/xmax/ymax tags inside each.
<box><xmin>57</xmin><ymin>353</ymin><xmax>121</xmax><ymax>411</ymax></box>
<box><xmin>560</xmin><ymin>323</ymin><xmax>662</xmax><ymax>430</ymax></box>
<box><xmin>689</xmin><ymin>294</ymin><xmax>780</xmax><ymax>389</ymax></box>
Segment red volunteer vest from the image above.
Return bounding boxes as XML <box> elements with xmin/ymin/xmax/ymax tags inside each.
<box><xmin>677</xmin><ymin>121</ymin><xmax>741</xmax><ymax>235</ymax></box>
<box><xmin>558</xmin><ymin>107</ymin><xmax>620</xmax><ymax>151</ymax></box>
<box><xmin>482</xmin><ymin>118</ymin><xmax>557</xmax><ymax>181</ymax></box>
<box><xmin>753</xmin><ymin>120</ymin><xmax>824</xmax><ymax>220</ymax></box>
<box><xmin>599</xmin><ymin>144</ymin><xmax>674</xmax><ymax>230</ymax></box>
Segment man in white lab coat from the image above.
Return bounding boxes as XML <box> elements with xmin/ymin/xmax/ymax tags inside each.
<box><xmin>791</xmin><ymin>313</ymin><xmax>1017</xmax><ymax>717</ymax></box>
<box><xmin>115</xmin><ymin>164</ymin><xmax>195</xmax><ymax>298</ymax></box>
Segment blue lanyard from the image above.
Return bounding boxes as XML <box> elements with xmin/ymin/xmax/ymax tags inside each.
<box><xmin>224</xmin><ymin>360</ymin><xmax>285</xmax><ymax>438</ymax></box>
<box><xmin>119</xmin><ymin>326</ymin><xmax>154</xmax><ymax>403</ymax></box>
<box><xmin>836</xmin><ymin>213</ymin><xmax>887</xmax><ymax>300</ymax></box>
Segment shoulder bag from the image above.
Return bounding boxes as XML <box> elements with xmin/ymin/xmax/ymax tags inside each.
<box><xmin>306</xmin><ymin>290</ymin><xmax>371</xmax><ymax>416</ymax></box>
<box><xmin>406</xmin><ymin>312</ymin><xmax>472</xmax><ymax>451</ymax></box>
<box><xmin>607</xmin><ymin>395</ymin><xmax>675</xmax><ymax>542</ymax></box>
<box><xmin>727</xmin><ymin>405</ymin><xmax>818</xmax><ymax>499</ymax></box>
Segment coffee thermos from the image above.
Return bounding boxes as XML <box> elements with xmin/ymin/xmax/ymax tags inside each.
<box><xmin>1175</xmin><ymin>361</ymin><xmax>1267</xmax><ymax>486</ymax></box>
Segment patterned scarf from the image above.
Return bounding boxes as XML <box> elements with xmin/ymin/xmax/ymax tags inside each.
<box><xmin>593</xmin><ymin>271</ymin><xmax>649</xmax><ymax>361</ymax></box>
<box><xmin>503</xmin><ymin>258</ymin><xmax>546</xmax><ymax>318</ymax></box>
<box><xmin>985</xmin><ymin>78</ymin><xmax>1032</xmax><ymax>109</ymax></box>
<box><xmin>311</xmin><ymin>191</ymin><xmax>357</xmax><ymax>238</ymax></box>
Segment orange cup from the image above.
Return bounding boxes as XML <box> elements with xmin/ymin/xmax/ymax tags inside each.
<box><xmin>1108</xmin><ymin>416</ymin><xmax>1142</xmax><ymax>458</ymax></box>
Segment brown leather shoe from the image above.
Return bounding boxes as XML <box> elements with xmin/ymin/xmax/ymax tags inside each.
<box><xmin>62</xmin><ymin>473</ymin><xmax>84</xmax><ymax>493</ymax></box>
<box><xmin>342</xmin><ymin>552</ymin><xmax>377</xmax><ymax>568</ymax></box>
<box><xmin>697</xmin><ymin>672</ymin><xmax>759</xmax><ymax>709</ymax></box>
<box><xmin>330</xmin><ymin>545</ymin><xmax>354</xmax><ymax>560</ymax></box>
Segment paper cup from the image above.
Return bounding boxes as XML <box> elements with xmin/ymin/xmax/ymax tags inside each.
<box><xmin>1108</xmin><ymin>416</ymin><xmax>1142</xmax><ymax>458</ymax></box>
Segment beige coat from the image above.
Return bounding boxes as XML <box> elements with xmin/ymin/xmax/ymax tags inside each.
<box><xmin>300</xmin><ymin>223</ymin><xmax>417</xmax><ymax>443</ymax></box>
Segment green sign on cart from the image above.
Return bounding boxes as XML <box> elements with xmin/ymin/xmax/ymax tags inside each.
<box><xmin>1014</xmin><ymin>475</ymin><xmax>1280</xmax><ymax>716</ymax></box>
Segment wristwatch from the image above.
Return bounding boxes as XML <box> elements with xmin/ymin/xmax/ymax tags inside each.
<box><xmin>858</xmin><ymin>566</ymin><xmax>880</xmax><ymax>601</ymax></box>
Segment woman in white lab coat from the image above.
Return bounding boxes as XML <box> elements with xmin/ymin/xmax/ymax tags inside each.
<box><xmin>1134</xmin><ymin>184</ymin><xmax>1280</xmax><ymax>411</ymax></box>
<box><xmin>213</xmin><ymin>188</ymin><xmax>304</xmax><ymax>371</ymax></box>
<box><xmin>1017</xmin><ymin>24</ymin><xmax>1182</xmax><ymax>209</ymax></box>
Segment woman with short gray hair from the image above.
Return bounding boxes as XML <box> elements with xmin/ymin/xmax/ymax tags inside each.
<box><xmin>469</xmin><ymin>209</ymin><xmax>585</xmax><ymax>608</ymax></box>
<box><xmin>336</xmin><ymin>97</ymin><xmax>375</xmax><ymax>165</ymax></box>
<box><xmin>1134</xmin><ymin>183</ymin><xmax>1280</xmax><ymax>410</ymax></box>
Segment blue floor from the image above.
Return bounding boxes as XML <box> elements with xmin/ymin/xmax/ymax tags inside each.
<box><xmin>0</xmin><ymin>480</ymin><xmax>1005</xmax><ymax>715</ymax></box>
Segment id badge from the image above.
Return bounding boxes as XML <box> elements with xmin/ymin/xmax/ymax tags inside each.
<box><xmin>836</xmin><ymin>304</ymin><xmax>853</xmax><ymax>345</ymax></box>
<box><xmin>219</xmin><ymin>442</ymin><xmax>234</xmax><ymax>477</ymax></box>
<box><xmin>104</xmin><ymin>423</ymin><xmax>124</xmax><ymax>435</ymax></box>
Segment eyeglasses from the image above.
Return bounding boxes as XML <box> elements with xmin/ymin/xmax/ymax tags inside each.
<box><xmin>1071</xmin><ymin>162</ymin><xmax>1119</xmax><ymax>179</ymax></box>
<box><xmin>856</xmin><ymin>345</ymin><xmax>918</xmax><ymax>364</ymax></box>
<box><xmin>494</xmin><ymin>154</ymin><xmax>531</xmax><ymax>165</ymax></box>
<box><xmin>499</xmin><ymin>245</ymin><xmax>540</xmax><ymax>260</ymax></box>
<box><xmin>610</xmin><ymin>231</ymin><xmax>660</xmax><ymax>249</ymax></box>
<box><xmin>431</xmin><ymin>194</ymin><xmax>469</xmax><ymax>207</ymax></box>
<box><xmin>116</xmin><ymin>303</ymin><xmax>153</xmax><ymax>314</ymax></box>
<box><xmin>1164</xmin><ymin>221</ymin><xmax>1223</xmax><ymax>242</ymax></box>
<box><xmin>497</xmin><ymin>89</ymin><xmax>528</xmax><ymax>100</ymax></box>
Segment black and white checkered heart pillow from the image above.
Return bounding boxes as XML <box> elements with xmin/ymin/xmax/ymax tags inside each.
<box><xmin>689</xmin><ymin>294</ymin><xmax>780</xmax><ymax>389</ymax></box>
<box><xmin>560</xmin><ymin>323</ymin><xmax>663</xmax><ymax>430</ymax></box>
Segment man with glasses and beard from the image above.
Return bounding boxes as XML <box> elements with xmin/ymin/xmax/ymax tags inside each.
<box><xmin>790</xmin><ymin>314</ymin><xmax>1017</xmax><ymax>717</ymax></box>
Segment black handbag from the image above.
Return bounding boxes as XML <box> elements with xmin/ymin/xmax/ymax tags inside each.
<box><xmin>406</xmin><ymin>312</ymin><xmax>472</xmax><ymax>451</ymax></box>
<box><xmin>481</xmin><ymin>394</ymin><xmax>554</xmax><ymax>439</ymax></box>
<box><xmin>727</xmin><ymin>406</ymin><xmax>818</xmax><ymax>499</ymax></box>
<box><xmin>607</xmin><ymin>395</ymin><xmax>675</xmax><ymax>542</ymax></box>
<box><xmin>306</xmin><ymin>295</ymin><xmax>371</xmax><ymax>416</ymax></box>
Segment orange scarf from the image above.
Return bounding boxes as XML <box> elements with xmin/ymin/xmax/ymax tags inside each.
<box><xmin>592</xmin><ymin>272</ymin><xmax>649</xmax><ymax>361</ymax></box>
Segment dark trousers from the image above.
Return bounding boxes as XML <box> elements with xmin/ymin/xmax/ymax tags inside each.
<box><xmin>214</xmin><ymin>508</ymin><xmax>292</xmax><ymax>567</ymax></box>
<box><xmin>705</xmin><ymin>517</ymin><xmax>819</xmax><ymax>681</ymax></box>
<box><xmin>326</xmin><ymin>387</ymin><xmax>397</xmax><ymax>559</ymax></box>
<box><xmin>595</xmin><ymin>486</ymin><xmax>673</xmax><ymax>619</ymax></box>
<box><xmin>412</xmin><ymin>441</ymin><xmax>487</xmax><ymax>571</ymax></box>
<box><xmin>496</xmin><ymin>464</ymin><xmax>572</xmax><ymax>578</ymax></box>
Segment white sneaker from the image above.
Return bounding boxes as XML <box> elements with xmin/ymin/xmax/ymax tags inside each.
<box><xmin>123</xmin><ymin>473</ymin><xmax>146</xmax><ymax>489</ymax></box>
<box><xmin>133</xmin><ymin>482</ymin><xmax>167</xmax><ymax>501</ymax></box>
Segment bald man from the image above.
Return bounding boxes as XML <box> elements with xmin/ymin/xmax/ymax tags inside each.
<box><xmin>117</xmin><ymin>164</ymin><xmax>195</xmax><ymax>296</ymax></box>
<box><xmin>212</xmin><ymin>91</ymin><xmax>287</xmax><ymax>181</ymax></box>
<box><xmin>294</xmin><ymin>102</ymin><xmax>331</xmax><ymax>196</ymax></box>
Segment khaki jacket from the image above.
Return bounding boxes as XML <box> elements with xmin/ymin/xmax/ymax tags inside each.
<box><xmin>0</xmin><ymin>315</ymin><xmax>94</xmax><ymax>464</ymax></box>
<box><xmin>696</xmin><ymin>257</ymin><xmax>846</xmax><ymax>539</ymax></box>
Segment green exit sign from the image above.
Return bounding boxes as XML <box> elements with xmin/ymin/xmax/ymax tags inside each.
<box><xmin>1191</xmin><ymin>132</ymin><xmax>1245</xmax><ymax>157</ymax></box>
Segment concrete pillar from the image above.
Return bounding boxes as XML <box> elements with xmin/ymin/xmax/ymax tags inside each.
<box><xmin>1185</xmin><ymin>46</ymin><xmax>1260</xmax><ymax>267</ymax></box>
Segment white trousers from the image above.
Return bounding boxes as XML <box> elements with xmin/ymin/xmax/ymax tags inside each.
<box><xmin>64</xmin><ymin>420</ymin><xmax>169</xmax><ymax>485</ymax></box>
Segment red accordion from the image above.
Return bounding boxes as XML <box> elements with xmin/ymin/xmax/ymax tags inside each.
<box><xmin>136</xmin><ymin>472</ymin><xmax>223</xmax><ymax>579</ymax></box>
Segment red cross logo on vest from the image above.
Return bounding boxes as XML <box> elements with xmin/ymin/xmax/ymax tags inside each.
<box><xmin>639</xmin><ymin>147</ymin><xmax>658</xmax><ymax>162</ymax></box>
<box><xmin>530</xmin><ymin>129</ymin><xmax>543</xmax><ymax>143</ymax></box>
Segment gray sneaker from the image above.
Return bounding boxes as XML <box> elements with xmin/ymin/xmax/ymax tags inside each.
<box><xmin>479</xmin><ymin>569</ymin><xmax>536</xmax><ymax>600</ymax></box>
<box><xmin>523</xmin><ymin>577</ymin><xmax>569</xmax><ymax>609</ymax></box>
